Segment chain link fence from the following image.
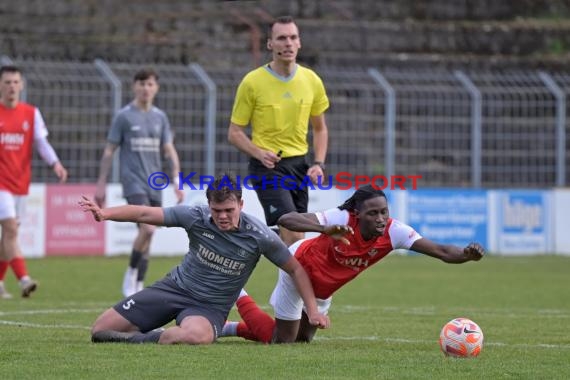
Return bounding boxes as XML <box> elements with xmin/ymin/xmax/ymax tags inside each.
<box><xmin>2</xmin><ymin>56</ymin><xmax>567</xmax><ymax>188</ymax></box>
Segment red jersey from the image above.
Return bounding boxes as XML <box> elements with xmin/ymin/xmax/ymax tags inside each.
<box><xmin>0</xmin><ymin>102</ymin><xmax>47</xmax><ymax>195</ymax></box>
<box><xmin>294</xmin><ymin>208</ymin><xmax>422</xmax><ymax>299</ymax></box>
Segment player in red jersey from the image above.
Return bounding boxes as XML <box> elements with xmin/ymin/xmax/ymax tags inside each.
<box><xmin>221</xmin><ymin>185</ymin><xmax>485</xmax><ymax>343</ymax></box>
<box><xmin>0</xmin><ymin>65</ymin><xmax>68</xmax><ymax>298</ymax></box>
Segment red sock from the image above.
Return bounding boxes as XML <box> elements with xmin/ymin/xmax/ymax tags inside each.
<box><xmin>9</xmin><ymin>256</ymin><xmax>28</xmax><ymax>280</ymax></box>
<box><xmin>236</xmin><ymin>321</ymin><xmax>259</xmax><ymax>341</ymax></box>
<box><xmin>236</xmin><ymin>295</ymin><xmax>276</xmax><ymax>344</ymax></box>
<box><xmin>0</xmin><ymin>261</ymin><xmax>9</xmax><ymax>281</ymax></box>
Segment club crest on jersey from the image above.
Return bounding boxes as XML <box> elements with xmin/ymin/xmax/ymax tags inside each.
<box><xmin>237</xmin><ymin>248</ymin><xmax>249</xmax><ymax>258</ymax></box>
<box><xmin>22</xmin><ymin>121</ymin><xmax>29</xmax><ymax>131</ymax></box>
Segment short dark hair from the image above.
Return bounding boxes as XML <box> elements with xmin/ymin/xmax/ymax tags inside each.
<box><xmin>0</xmin><ymin>65</ymin><xmax>22</xmax><ymax>77</ymax></box>
<box><xmin>268</xmin><ymin>15</ymin><xmax>296</xmax><ymax>38</ymax></box>
<box><xmin>206</xmin><ymin>174</ymin><xmax>242</xmax><ymax>203</ymax></box>
<box><xmin>338</xmin><ymin>185</ymin><xmax>387</xmax><ymax>212</ymax></box>
<box><xmin>133</xmin><ymin>68</ymin><xmax>158</xmax><ymax>82</ymax></box>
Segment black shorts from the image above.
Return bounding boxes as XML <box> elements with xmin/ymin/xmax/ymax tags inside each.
<box><xmin>112</xmin><ymin>275</ymin><xmax>226</xmax><ymax>339</ymax></box>
<box><xmin>126</xmin><ymin>194</ymin><xmax>162</xmax><ymax>207</ymax></box>
<box><xmin>248</xmin><ymin>156</ymin><xmax>309</xmax><ymax>226</ymax></box>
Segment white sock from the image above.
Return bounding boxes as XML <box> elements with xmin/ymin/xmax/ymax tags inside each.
<box><xmin>220</xmin><ymin>321</ymin><xmax>239</xmax><ymax>337</ymax></box>
<box><xmin>20</xmin><ymin>275</ymin><xmax>31</xmax><ymax>283</ymax></box>
<box><xmin>239</xmin><ymin>289</ymin><xmax>248</xmax><ymax>299</ymax></box>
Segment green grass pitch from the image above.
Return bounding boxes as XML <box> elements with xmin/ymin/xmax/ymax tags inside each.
<box><xmin>0</xmin><ymin>254</ymin><xmax>568</xmax><ymax>379</ymax></box>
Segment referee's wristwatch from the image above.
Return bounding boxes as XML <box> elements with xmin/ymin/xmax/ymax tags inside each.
<box><xmin>313</xmin><ymin>161</ymin><xmax>326</xmax><ymax>171</ymax></box>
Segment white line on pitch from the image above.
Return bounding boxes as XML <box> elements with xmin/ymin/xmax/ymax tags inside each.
<box><xmin>0</xmin><ymin>308</ymin><xmax>103</xmax><ymax>316</ymax></box>
<box><xmin>0</xmin><ymin>320</ymin><xmax>90</xmax><ymax>329</ymax></box>
<box><xmin>1</xmin><ymin>315</ymin><xmax>568</xmax><ymax>350</ymax></box>
<box><xmin>315</xmin><ymin>336</ymin><xmax>570</xmax><ymax>349</ymax></box>
<box><xmin>332</xmin><ymin>305</ymin><xmax>570</xmax><ymax>317</ymax></box>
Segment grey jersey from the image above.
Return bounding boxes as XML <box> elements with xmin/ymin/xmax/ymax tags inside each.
<box><xmin>163</xmin><ymin>205</ymin><xmax>291</xmax><ymax>315</ymax></box>
<box><xmin>107</xmin><ymin>103</ymin><xmax>173</xmax><ymax>200</ymax></box>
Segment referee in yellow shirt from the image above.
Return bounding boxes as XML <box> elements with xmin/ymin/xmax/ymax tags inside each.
<box><xmin>228</xmin><ymin>16</ymin><xmax>330</xmax><ymax>247</ymax></box>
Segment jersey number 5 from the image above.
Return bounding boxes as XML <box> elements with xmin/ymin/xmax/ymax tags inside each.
<box><xmin>122</xmin><ymin>299</ymin><xmax>135</xmax><ymax>310</ymax></box>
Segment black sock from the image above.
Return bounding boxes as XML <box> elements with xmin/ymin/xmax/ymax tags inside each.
<box><xmin>129</xmin><ymin>249</ymin><xmax>143</xmax><ymax>269</ymax></box>
<box><xmin>137</xmin><ymin>257</ymin><xmax>149</xmax><ymax>281</ymax></box>
<box><xmin>128</xmin><ymin>329</ymin><xmax>163</xmax><ymax>344</ymax></box>
<box><xmin>92</xmin><ymin>330</ymin><xmax>136</xmax><ymax>343</ymax></box>
<box><xmin>92</xmin><ymin>330</ymin><xmax>163</xmax><ymax>344</ymax></box>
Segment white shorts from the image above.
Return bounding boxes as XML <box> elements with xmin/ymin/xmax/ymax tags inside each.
<box><xmin>269</xmin><ymin>238</ymin><xmax>332</xmax><ymax>321</ymax></box>
<box><xmin>0</xmin><ymin>190</ymin><xmax>26</xmax><ymax>221</ymax></box>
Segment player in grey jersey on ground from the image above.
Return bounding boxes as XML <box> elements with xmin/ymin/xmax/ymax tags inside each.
<box><xmin>79</xmin><ymin>174</ymin><xmax>329</xmax><ymax>345</ymax></box>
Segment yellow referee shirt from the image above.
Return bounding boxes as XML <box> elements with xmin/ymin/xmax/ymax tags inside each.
<box><xmin>230</xmin><ymin>64</ymin><xmax>329</xmax><ymax>157</ymax></box>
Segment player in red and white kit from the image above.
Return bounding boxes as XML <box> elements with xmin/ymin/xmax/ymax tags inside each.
<box><xmin>221</xmin><ymin>185</ymin><xmax>485</xmax><ymax>343</ymax></box>
<box><xmin>0</xmin><ymin>65</ymin><xmax>68</xmax><ymax>299</ymax></box>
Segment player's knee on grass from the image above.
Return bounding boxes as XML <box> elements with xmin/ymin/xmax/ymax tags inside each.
<box><xmin>273</xmin><ymin>318</ymin><xmax>300</xmax><ymax>344</ymax></box>
<box><xmin>91</xmin><ymin>308</ymin><xmax>135</xmax><ymax>335</ymax></box>
<box><xmin>172</xmin><ymin>329</ymin><xmax>214</xmax><ymax>345</ymax></box>
<box><xmin>295</xmin><ymin>312</ymin><xmax>318</xmax><ymax>343</ymax></box>
<box><xmin>173</xmin><ymin>316</ymin><xmax>215</xmax><ymax>345</ymax></box>
<box><xmin>295</xmin><ymin>328</ymin><xmax>317</xmax><ymax>343</ymax></box>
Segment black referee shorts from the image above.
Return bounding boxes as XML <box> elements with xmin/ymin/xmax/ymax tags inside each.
<box><xmin>248</xmin><ymin>156</ymin><xmax>309</xmax><ymax>226</ymax></box>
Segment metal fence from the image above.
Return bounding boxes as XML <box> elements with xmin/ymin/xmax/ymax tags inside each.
<box><xmin>2</xmin><ymin>56</ymin><xmax>568</xmax><ymax>188</ymax></box>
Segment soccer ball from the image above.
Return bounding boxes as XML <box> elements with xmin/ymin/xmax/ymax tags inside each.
<box><xmin>439</xmin><ymin>317</ymin><xmax>484</xmax><ymax>358</ymax></box>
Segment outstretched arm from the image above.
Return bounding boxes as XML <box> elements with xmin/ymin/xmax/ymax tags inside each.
<box><xmin>279</xmin><ymin>257</ymin><xmax>330</xmax><ymax>329</ymax></box>
<box><xmin>277</xmin><ymin>212</ymin><xmax>354</xmax><ymax>244</ymax></box>
<box><xmin>410</xmin><ymin>238</ymin><xmax>485</xmax><ymax>263</ymax></box>
<box><xmin>79</xmin><ymin>195</ymin><xmax>165</xmax><ymax>225</ymax></box>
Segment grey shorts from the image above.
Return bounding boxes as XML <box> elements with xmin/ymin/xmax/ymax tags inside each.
<box><xmin>125</xmin><ymin>193</ymin><xmax>162</xmax><ymax>207</ymax></box>
<box><xmin>112</xmin><ymin>275</ymin><xmax>226</xmax><ymax>339</ymax></box>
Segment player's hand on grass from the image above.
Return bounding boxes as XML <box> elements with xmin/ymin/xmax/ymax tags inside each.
<box><xmin>307</xmin><ymin>312</ymin><xmax>331</xmax><ymax>329</ymax></box>
<box><xmin>79</xmin><ymin>195</ymin><xmax>105</xmax><ymax>222</ymax></box>
<box><xmin>464</xmin><ymin>242</ymin><xmax>485</xmax><ymax>261</ymax></box>
<box><xmin>323</xmin><ymin>224</ymin><xmax>354</xmax><ymax>245</ymax></box>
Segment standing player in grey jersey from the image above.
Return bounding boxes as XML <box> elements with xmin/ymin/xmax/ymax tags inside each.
<box><xmin>79</xmin><ymin>174</ymin><xmax>330</xmax><ymax>345</ymax></box>
<box><xmin>94</xmin><ymin>68</ymin><xmax>184</xmax><ymax>298</ymax></box>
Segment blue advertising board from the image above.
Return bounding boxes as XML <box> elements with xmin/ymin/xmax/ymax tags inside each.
<box><xmin>496</xmin><ymin>191</ymin><xmax>551</xmax><ymax>254</ymax></box>
<box><xmin>407</xmin><ymin>190</ymin><xmax>488</xmax><ymax>248</ymax></box>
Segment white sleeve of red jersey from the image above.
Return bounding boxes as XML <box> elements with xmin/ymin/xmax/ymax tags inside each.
<box><xmin>315</xmin><ymin>208</ymin><xmax>350</xmax><ymax>226</ymax></box>
<box><xmin>33</xmin><ymin>108</ymin><xmax>48</xmax><ymax>139</ymax></box>
<box><xmin>389</xmin><ymin>219</ymin><xmax>422</xmax><ymax>249</ymax></box>
<box><xmin>33</xmin><ymin>108</ymin><xmax>60</xmax><ymax>166</ymax></box>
